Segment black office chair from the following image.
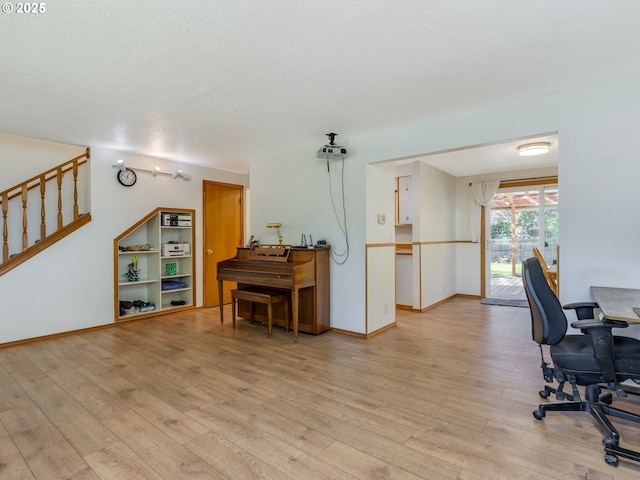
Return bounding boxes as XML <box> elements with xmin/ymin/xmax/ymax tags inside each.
<box><xmin>522</xmin><ymin>257</ymin><xmax>640</xmax><ymax>467</ymax></box>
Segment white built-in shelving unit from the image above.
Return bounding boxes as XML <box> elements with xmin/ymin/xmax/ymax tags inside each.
<box><xmin>114</xmin><ymin>207</ymin><xmax>195</xmax><ymax>321</ymax></box>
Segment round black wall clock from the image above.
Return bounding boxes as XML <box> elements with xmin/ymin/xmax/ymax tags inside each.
<box><xmin>117</xmin><ymin>168</ymin><xmax>137</xmax><ymax>187</ymax></box>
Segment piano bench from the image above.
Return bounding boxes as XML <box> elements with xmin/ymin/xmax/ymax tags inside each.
<box><xmin>230</xmin><ymin>288</ymin><xmax>290</xmax><ymax>338</ymax></box>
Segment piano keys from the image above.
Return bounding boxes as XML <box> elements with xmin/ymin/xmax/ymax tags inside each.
<box><xmin>217</xmin><ymin>246</ymin><xmax>330</xmax><ymax>340</ymax></box>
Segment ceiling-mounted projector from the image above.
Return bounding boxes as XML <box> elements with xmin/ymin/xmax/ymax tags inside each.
<box><xmin>316</xmin><ymin>132</ymin><xmax>347</xmax><ymax>158</ymax></box>
<box><xmin>317</xmin><ymin>145</ymin><xmax>347</xmax><ymax>157</ymax></box>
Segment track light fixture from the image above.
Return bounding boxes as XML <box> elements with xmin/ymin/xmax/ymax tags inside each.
<box><xmin>171</xmin><ymin>169</ymin><xmax>191</xmax><ymax>180</ymax></box>
<box><xmin>111</xmin><ymin>162</ymin><xmax>191</xmax><ymax>180</ymax></box>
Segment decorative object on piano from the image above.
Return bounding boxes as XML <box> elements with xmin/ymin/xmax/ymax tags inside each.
<box><xmin>299</xmin><ymin>234</ymin><xmax>314</xmax><ymax>248</ymax></box>
<box><xmin>246</xmin><ymin>235</ymin><xmax>260</xmax><ymax>248</ymax></box>
<box><xmin>248</xmin><ymin>244</ymin><xmax>292</xmax><ymax>262</ymax></box>
<box><xmin>266</xmin><ymin>222</ymin><xmax>283</xmax><ymax>245</ymax></box>
<box><xmin>315</xmin><ymin>238</ymin><xmax>331</xmax><ymax>249</ymax></box>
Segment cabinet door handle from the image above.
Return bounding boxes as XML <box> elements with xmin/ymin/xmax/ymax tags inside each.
<box><xmin>207</xmin><ymin>249</ymin><xmax>213</xmax><ymax>255</ymax></box>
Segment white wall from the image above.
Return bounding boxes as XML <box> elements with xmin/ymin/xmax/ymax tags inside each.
<box><xmin>0</xmin><ymin>132</ymin><xmax>85</xmax><ymax>185</ymax></box>
<box><xmin>414</xmin><ymin>162</ymin><xmax>457</xmax><ymax>308</ymax></box>
<box><xmin>366</xmin><ymin>245</ymin><xmax>396</xmax><ymax>332</ymax></box>
<box><xmin>556</xmin><ymin>80</ymin><xmax>640</xmax><ymax>301</ymax></box>
<box><xmin>366</xmin><ymin>162</ymin><xmax>396</xmax><ymax>245</ymax></box>
<box><xmin>365</xmin><ymin>162</ymin><xmax>396</xmax><ymax>333</ymax></box>
<box><xmin>0</xmin><ymin>139</ymin><xmax>247</xmax><ymax>344</ymax></box>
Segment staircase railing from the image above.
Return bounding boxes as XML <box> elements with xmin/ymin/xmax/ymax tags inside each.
<box><xmin>0</xmin><ymin>148</ymin><xmax>92</xmax><ymax>277</ymax></box>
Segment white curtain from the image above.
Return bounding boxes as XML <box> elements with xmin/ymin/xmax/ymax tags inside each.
<box><xmin>469</xmin><ymin>181</ymin><xmax>500</xmax><ymax>243</ymax></box>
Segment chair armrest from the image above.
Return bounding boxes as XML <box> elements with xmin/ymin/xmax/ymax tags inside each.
<box><xmin>563</xmin><ymin>301</ymin><xmax>598</xmax><ymax>309</ymax></box>
<box><xmin>571</xmin><ymin>318</ymin><xmax>629</xmax><ymax>330</ymax></box>
<box><xmin>563</xmin><ymin>301</ymin><xmax>599</xmax><ymax>320</ymax></box>
<box><xmin>569</xmin><ymin>319</ymin><xmax>625</xmax><ymax>385</ymax></box>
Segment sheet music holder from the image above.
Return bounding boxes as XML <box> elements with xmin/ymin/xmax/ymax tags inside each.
<box><xmin>247</xmin><ymin>244</ymin><xmax>292</xmax><ymax>262</ymax></box>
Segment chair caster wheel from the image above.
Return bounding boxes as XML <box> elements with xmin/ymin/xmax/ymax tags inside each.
<box><xmin>533</xmin><ymin>409</ymin><xmax>545</xmax><ymax>420</ymax></box>
<box><xmin>600</xmin><ymin>391</ymin><xmax>613</xmax><ymax>405</ymax></box>
<box><xmin>604</xmin><ymin>453</ymin><xmax>619</xmax><ymax>467</ymax></box>
<box><xmin>539</xmin><ymin>390</ymin><xmax>549</xmax><ymax>399</ymax></box>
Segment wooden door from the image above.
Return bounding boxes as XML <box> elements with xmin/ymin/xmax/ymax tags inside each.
<box><xmin>203</xmin><ymin>181</ymin><xmax>244</xmax><ymax>308</ymax></box>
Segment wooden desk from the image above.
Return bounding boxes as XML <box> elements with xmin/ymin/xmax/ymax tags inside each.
<box><xmin>591</xmin><ymin>286</ymin><xmax>640</xmax><ymax>323</ymax></box>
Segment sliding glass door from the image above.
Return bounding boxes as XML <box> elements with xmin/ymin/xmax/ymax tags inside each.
<box><xmin>485</xmin><ymin>183</ymin><xmax>558</xmax><ymax>300</ymax></box>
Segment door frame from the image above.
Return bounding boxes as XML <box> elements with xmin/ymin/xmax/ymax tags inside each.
<box><xmin>202</xmin><ymin>180</ymin><xmax>245</xmax><ymax>308</ymax></box>
<box><xmin>480</xmin><ymin>177</ymin><xmax>558</xmax><ymax>298</ymax></box>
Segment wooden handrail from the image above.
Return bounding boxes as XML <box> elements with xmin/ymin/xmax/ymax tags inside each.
<box><xmin>1</xmin><ymin>147</ymin><xmax>91</xmax><ymax>270</ymax></box>
<box><xmin>1</xmin><ymin>149</ymin><xmax>89</xmax><ymax>201</ymax></box>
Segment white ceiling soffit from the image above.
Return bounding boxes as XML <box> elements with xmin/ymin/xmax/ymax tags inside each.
<box><xmin>1</xmin><ymin>2</ymin><xmax>639</xmax><ymax>174</ymax></box>
<box><xmin>402</xmin><ymin>134</ymin><xmax>559</xmax><ymax>177</ymax></box>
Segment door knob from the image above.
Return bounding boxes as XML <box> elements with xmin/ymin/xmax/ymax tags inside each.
<box><xmin>207</xmin><ymin>249</ymin><xmax>213</xmax><ymax>255</ymax></box>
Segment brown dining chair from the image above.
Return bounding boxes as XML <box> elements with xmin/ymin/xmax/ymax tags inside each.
<box><xmin>533</xmin><ymin>247</ymin><xmax>559</xmax><ymax>296</ymax></box>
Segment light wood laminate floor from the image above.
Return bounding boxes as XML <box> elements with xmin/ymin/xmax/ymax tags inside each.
<box><xmin>1</xmin><ymin>298</ymin><xmax>640</xmax><ymax>479</ymax></box>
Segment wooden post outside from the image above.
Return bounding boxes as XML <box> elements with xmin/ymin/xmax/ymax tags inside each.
<box><xmin>507</xmin><ymin>193</ymin><xmax>517</xmax><ymax>276</ymax></box>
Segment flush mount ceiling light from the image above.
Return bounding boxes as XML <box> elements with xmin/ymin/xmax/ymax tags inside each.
<box><xmin>518</xmin><ymin>142</ymin><xmax>551</xmax><ymax>156</ymax></box>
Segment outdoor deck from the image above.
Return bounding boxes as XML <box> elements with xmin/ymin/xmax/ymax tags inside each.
<box><xmin>491</xmin><ymin>274</ymin><xmax>525</xmax><ymax>299</ymax></box>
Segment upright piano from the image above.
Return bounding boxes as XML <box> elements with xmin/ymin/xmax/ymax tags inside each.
<box><xmin>217</xmin><ymin>246</ymin><xmax>330</xmax><ymax>339</ymax></box>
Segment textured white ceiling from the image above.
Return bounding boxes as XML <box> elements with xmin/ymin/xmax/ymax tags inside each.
<box><xmin>1</xmin><ymin>1</ymin><xmax>639</xmax><ymax>174</ymax></box>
